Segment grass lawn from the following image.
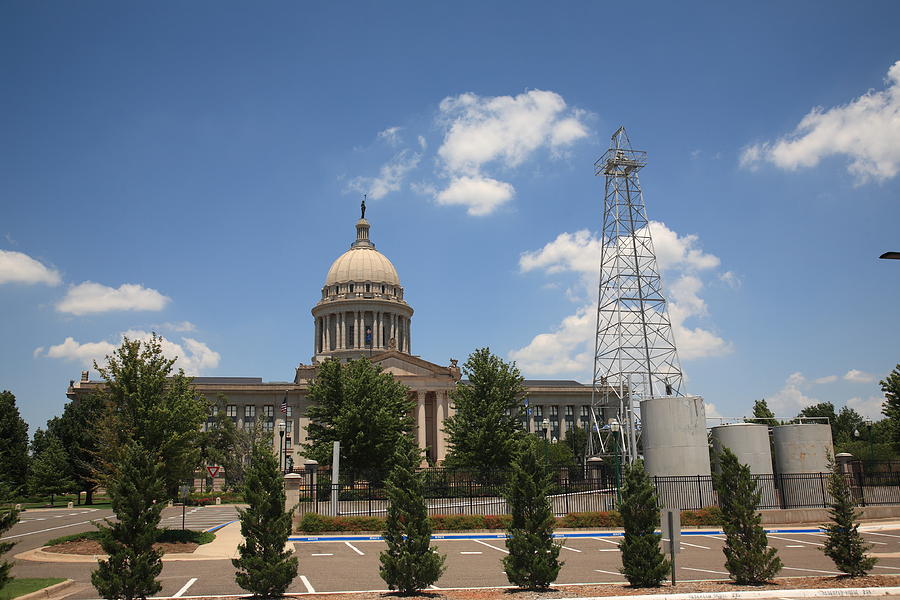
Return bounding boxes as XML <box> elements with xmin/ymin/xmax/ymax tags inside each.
<box><xmin>0</xmin><ymin>578</ymin><xmax>66</xmax><ymax>600</ymax></box>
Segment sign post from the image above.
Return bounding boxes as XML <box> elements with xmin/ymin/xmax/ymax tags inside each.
<box><xmin>331</xmin><ymin>441</ymin><xmax>341</xmax><ymax>516</ymax></box>
<box><xmin>178</xmin><ymin>484</ymin><xmax>191</xmax><ymax>531</ymax></box>
<box><xmin>661</xmin><ymin>508</ymin><xmax>680</xmax><ymax>585</ymax></box>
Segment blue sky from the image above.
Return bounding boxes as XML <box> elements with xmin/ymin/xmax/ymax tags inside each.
<box><xmin>2</xmin><ymin>1</ymin><xmax>899</xmax><ymax>433</ymax></box>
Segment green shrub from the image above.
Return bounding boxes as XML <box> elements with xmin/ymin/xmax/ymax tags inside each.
<box><xmin>47</xmin><ymin>531</ymin><xmax>102</xmax><ymax>546</ymax></box>
<box><xmin>47</xmin><ymin>529</ymin><xmax>214</xmax><ymax>547</ymax></box>
<box><xmin>557</xmin><ymin>511</ymin><xmax>622</xmax><ymax>528</ymax></box>
<box><xmin>681</xmin><ymin>506</ymin><xmax>723</xmax><ymax>526</ymax></box>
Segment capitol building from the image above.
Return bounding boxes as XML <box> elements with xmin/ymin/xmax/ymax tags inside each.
<box><xmin>68</xmin><ymin>206</ymin><xmax>609</xmax><ymax>466</ymax></box>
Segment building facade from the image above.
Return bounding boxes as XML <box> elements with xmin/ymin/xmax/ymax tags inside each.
<box><xmin>67</xmin><ymin>207</ymin><xmax>614</xmax><ymax>466</ymax></box>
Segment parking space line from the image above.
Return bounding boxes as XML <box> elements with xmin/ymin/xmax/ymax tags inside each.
<box><xmin>703</xmin><ymin>534</ymin><xmax>726</xmax><ymax>541</ymax></box>
<box><xmin>680</xmin><ymin>542</ymin><xmax>710</xmax><ymax>549</ymax></box>
<box><xmin>473</xmin><ymin>539</ymin><xmax>509</xmax><ymax>554</ymax></box>
<box><xmin>599</xmin><ymin>549</ymin><xmax>618</xmax><ymax>552</ymax></box>
<box><xmin>561</xmin><ymin>545</ymin><xmax>582</xmax><ymax>553</ymax></box>
<box><xmin>592</xmin><ymin>537</ymin><xmax>619</xmax><ymax>545</ymax></box>
<box><xmin>345</xmin><ymin>541</ymin><xmax>364</xmax><ymax>555</ymax></box>
<box><xmin>460</xmin><ymin>551</ymin><xmax>482</xmax><ymax>555</ymax></box>
<box><xmin>594</xmin><ymin>569</ymin><xmax>624</xmax><ymax>577</ymax></box>
<box><xmin>311</xmin><ymin>553</ymin><xmax>333</xmax><ymax>556</ymax></box>
<box><xmin>299</xmin><ymin>575</ymin><xmax>315</xmax><ymax>593</ymax></box>
<box><xmin>768</xmin><ymin>535</ymin><xmax>824</xmax><ymax>547</ymax></box>
<box><xmin>786</xmin><ymin>545</ymin><xmax>805</xmax><ymax>548</ymax></box>
<box><xmin>867</xmin><ymin>532</ymin><xmax>900</xmax><ymax>539</ymax></box>
<box><xmin>782</xmin><ymin>566</ymin><xmax>842</xmax><ymax>575</ymax></box>
<box><xmin>172</xmin><ymin>578</ymin><xmax>197</xmax><ymax>598</ymax></box>
<box><xmin>683</xmin><ymin>567</ymin><xmax>729</xmax><ymax>575</ymax></box>
<box><xmin>875</xmin><ymin>565</ymin><xmax>900</xmax><ymax>570</ymax></box>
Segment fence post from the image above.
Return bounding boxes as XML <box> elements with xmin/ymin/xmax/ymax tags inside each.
<box><xmin>564</xmin><ymin>473</ymin><xmax>570</xmax><ymax>515</ymax></box>
<box><xmin>819</xmin><ymin>473</ymin><xmax>827</xmax><ymax>508</ymax></box>
<box><xmin>697</xmin><ymin>475</ymin><xmax>703</xmax><ymax>510</ymax></box>
<box><xmin>368</xmin><ymin>481</ymin><xmax>373</xmax><ymax>516</ymax></box>
<box><xmin>468</xmin><ymin>479</ymin><xmax>474</xmax><ymax>515</ymax></box>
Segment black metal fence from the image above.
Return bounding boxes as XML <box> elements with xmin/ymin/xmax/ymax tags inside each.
<box><xmin>292</xmin><ymin>467</ymin><xmax>900</xmax><ymax>517</ymax></box>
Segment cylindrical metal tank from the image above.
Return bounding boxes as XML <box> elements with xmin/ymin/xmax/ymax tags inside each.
<box><xmin>773</xmin><ymin>424</ymin><xmax>833</xmax><ymax>474</ymax></box>
<box><xmin>773</xmin><ymin>423</ymin><xmax>834</xmax><ymax>508</ymax></box>
<box><xmin>711</xmin><ymin>423</ymin><xmax>773</xmax><ymax>475</ymax></box>
<box><xmin>641</xmin><ymin>396</ymin><xmax>711</xmax><ymax>478</ymax></box>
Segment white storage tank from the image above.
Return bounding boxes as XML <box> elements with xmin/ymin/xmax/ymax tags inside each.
<box><xmin>641</xmin><ymin>395</ymin><xmax>711</xmax><ymax>478</ymax></box>
<box><xmin>773</xmin><ymin>423</ymin><xmax>834</xmax><ymax>508</ymax></box>
<box><xmin>711</xmin><ymin>423</ymin><xmax>773</xmax><ymax>475</ymax></box>
<box><xmin>773</xmin><ymin>424</ymin><xmax>833</xmax><ymax>474</ymax></box>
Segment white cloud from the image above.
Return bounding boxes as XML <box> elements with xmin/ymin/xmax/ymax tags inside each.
<box><xmin>417</xmin><ymin>135</ymin><xmax>427</xmax><ymax>150</ymax></box>
<box><xmin>435</xmin><ymin>175</ymin><xmax>515</xmax><ymax>217</ymax></box>
<box><xmin>741</xmin><ymin>60</ymin><xmax>900</xmax><ymax>184</ymax></box>
<box><xmin>0</xmin><ymin>250</ymin><xmax>61</xmax><ymax>286</ymax></box>
<box><xmin>847</xmin><ymin>396</ymin><xmax>886</xmax><ymax>420</ymax></box>
<box><xmin>704</xmin><ymin>401</ymin><xmax>723</xmax><ymax>420</ymax></box>
<box><xmin>377</xmin><ymin>126</ymin><xmax>402</xmax><ymax>146</ymax></box>
<box><xmin>432</xmin><ymin>89</ymin><xmax>589</xmax><ymax>215</ymax></box>
<box><xmin>56</xmin><ymin>282</ymin><xmax>170</xmax><ymax>315</ymax></box>
<box><xmin>812</xmin><ymin>375</ymin><xmax>838</xmax><ymax>384</ymax></box>
<box><xmin>719</xmin><ymin>271</ymin><xmax>741</xmax><ymax>289</ymax></box>
<box><xmin>510</xmin><ymin>221</ymin><xmax>731</xmax><ymax>376</ymax></box>
<box><xmin>767</xmin><ymin>372</ymin><xmax>819</xmax><ymax>416</ymax></box>
<box><xmin>844</xmin><ymin>369</ymin><xmax>875</xmax><ymax>383</ymax></box>
<box><xmin>39</xmin><ymin>330</ymin><xmax>220</xmax><ymax>375</ymax></box>
<box><xmin>160</xmin><ymin>321</ymin><xmax>197</xmax><ymax>332</ymax></box>
<box><xmin>347</xmin><ymin>150</ymin><xmax>421</xmax><ymax>200</ymax></box>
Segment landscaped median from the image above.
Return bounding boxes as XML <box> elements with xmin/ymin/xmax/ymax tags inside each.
<box><xmin>42</xmin><ymin>528</ymin><xmax>214</xmax><ymax>556</ymax></box>
<box><xmin>296</xmin><ymin>508</ymin><xmax>724</xmax><ymax>533</ymax></box>
<box><xmin>0</xmin><ymin>578</ymin><xmax>68</xmax><ymax>600</ymax></box>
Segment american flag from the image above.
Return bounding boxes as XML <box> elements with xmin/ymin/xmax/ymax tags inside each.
<box><xmin>280</xmin><ymin>394</ymin><xmax>288</xmax><ymax>415</ymax></box>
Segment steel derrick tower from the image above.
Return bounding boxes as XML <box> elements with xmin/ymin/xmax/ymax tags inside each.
<box><xmin>589</xmin><ymin>127</ymin><xmax>684</xmax><ymax>462</ymax></box>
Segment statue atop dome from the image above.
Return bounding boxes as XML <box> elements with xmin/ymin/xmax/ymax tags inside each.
<box><xmin>361</xmin><ymin>194</ymin><xmax>366</xmax><ymax>219</ymax></box>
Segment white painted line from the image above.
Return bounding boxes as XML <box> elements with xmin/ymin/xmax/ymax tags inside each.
<box><xmin>344</xmin><ymin>541</ymin><xmax>364</xmax><ymax>555</ymax></box>
<box><xmin>703</xmin><ymin>534</ymin><xmax>726</xmax><ymax>541</ymax></box>
<box><xmin>299</xmin><ymin>575</ymin><xmax>315</xmax><ymax>593</ymax></box>
<box><xmin>680</xmin><ymin>542</ymin><xmax>710</xmax><ymax>549</ymax></box>
<box><xmin>473</xmin><ymin>539</ymin><xmax>508</xmax><ymax>554</ymax></box>
<box><xmin>786</xmin><ymin>545</ymin><xmax>804</xmax><ymax>547</ymax></box>
<box><xmin>591</xmin><ymin>536</ymin><xmax>619</xmax><ymax>545</ymax></box>
<box><xmin>172</xmin><ymin>578</ymin><xmax>197</xmax><ymax>598</ymax></box>
<box><xmin>561</xmin><ymin>545</ymin><xmax>582</xmax><ymax>553</ymax></box>
<box><xmin>429</xmin><ymin>584</ymin><xmax>440</xmax><ymax>589</ymax></box>
<box><xmin>599</xmin><ymin>549</ymin><xmax>619</xmax><ymax>552</ymax></box>
<box><xmin>768</xmin><ymin>535</ymin><xmax>824</xmax><ymax>547</ymax></box>
<box><xmin>782</xmin><ymin>566</ymin><xmax>842</xmax><ymax>575</ymax></box>
<box><xmin>875</xmin><ymin>565</ymin><xmax>900</xmax><ymax>570</ymax></box>
<box><xmin>867</xmin><ymin>531</ymin><xmax>900</xmax><ymax>539</ymax></box>
<box><xmin>594</xmin><ymin>569</ymin><xmax>624</xmax><ymax>576</ymax></box>
<box><xmin>460</xmin><ymin>551</ymin><xmax>482</xmax><ymax>555</ymax></box>
<box><xmin>311</xmin><ymin>553</ymin><xmax>333</xmax><ymax>556</ymax></box>
<box><xmin>683</xmin><ymin>567</ymin><xmax>729</xmax><ymax>575</ymax></box>
<box><xmin>1</xmin><ymin>518</ymin><xmax>105</xmax><ymax>540</ymax></box>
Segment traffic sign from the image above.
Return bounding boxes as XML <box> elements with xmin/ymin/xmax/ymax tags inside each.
<box><xmin>206</xmin><ymin>465</ymin><xmax>221</xmax><ymax>478</ymax></box>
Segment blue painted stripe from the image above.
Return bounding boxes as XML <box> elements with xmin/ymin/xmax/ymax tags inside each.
<box><xmin>288</xmin><ymin>527</ymin><xmax>822</xmax><ymax>542</ymax></box>
<box><xmin>205</xmin><ymin>520</ymin><xmax>237</xmax><ymax>533</ymax></box>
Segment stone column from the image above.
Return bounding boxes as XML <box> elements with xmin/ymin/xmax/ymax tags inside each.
<box><xmin>378</xmin><ymin>312</ymin><xmax>384</xmax><ymax>348</ymax></box>
<box><xmin>435</xmin><ymin>392</ymin><xmax>447</xmax><ymax>462</ymax></box>
<box><xmin>355</xmin><ymin>311</ymin><xmax>361</xmax><ymax>348</ymax></box>
<box><xmin>314</xmin><ymin>318</ymin><xmax>320</xmax><ymax>354</ymax></box>
<box><xmin>325</xmin><ymin>314</ymin><xmax>331</xmax><ymax>351</ymax></box>
<box><xmin>283</xmin><ymin>472</ymin><xmax>302</xmax><ymax>517</ymax></box>
<box><xmin>407</xmin><ymin>319</ymin><xmax>411</xmax><ymax>354</ymax></box>
<box><xmin>416</xmin><ymin>393</ymin><xmax>426</xmax><ymax>453</ymax></box>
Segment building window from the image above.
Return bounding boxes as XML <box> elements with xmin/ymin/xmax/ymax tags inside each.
<box><xmin>581</xmin><ymin>406</ymin><xmax>589</xmax><ymax>418</ymax></box>
<box><xmin>550</xmin><ymin>406</ymin><xmax>558</xmax><ymax>418</ymax></box>
<box><xmin>349</xmin><ymin>284</ymin><xmax>354</xmax><ymax>293</ymax></box>
<box><xmin>365</xmin><ymin>283</ymin><xmax>371</xmax><ymax>292</ymax></box>
<box><xmin>226</xmin><ymin>405</ymin><xmax>237</xmax><ymax>418</ymax></box>
<box><xmin>381</xmin><ymin>285</ymin><xmax>385</xmax><ymax>293</ymax></box>
<box><xmin>533</xmin><ymin>406</ymin><xmax>543</xmax><ymax>419</ymax></box>
<box><xmin>243</xmin><ymin>421</ymin><xmax>255</xmax><ymax>432</ymax></box>
<box><xmin>285</xmin><ymin>420</ymin><xmax>293</xmax><ymax>433</ymax></box>
<box><xmin>209</xmin><ymin>405</ymin><xmax>218</xmax><ymax>416</ymax></box>
<box><xmin>285</xmin><ymin>436</ymin><xmax>292</xmax><ymax>448</ymax></box>
<box><xmin>244</xmin><ymin>405</ymin><xmax>256</xmax><ymax>418</ymax></box>
<box><xmin>565</xmin><ymin>405</ymin><xmax>573</xmax><ymax>417</ymax></box>
<box><xmin>263</xmin><ymin>405</ymin><xmax>274</xmax><ymax>418</ymax></box>
<box><xmin>285</xmin><ymin>406</ymin><xmax>293</xmax><ymax>417</ymax></box>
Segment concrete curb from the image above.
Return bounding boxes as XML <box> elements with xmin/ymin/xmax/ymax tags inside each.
<box><xmin>14</xmin><ymin>547</ymin><xmax>232</xmax><ymax>563</ymax></box>
<box><xmin>13</xmin><ymin>579</ymin><xmax>75</xmax><ymax>600</ymax></box>
<box><xmin>565</xmin><ymin>587</ymin><xmax>900</xmax><ymax>600</ymax></box>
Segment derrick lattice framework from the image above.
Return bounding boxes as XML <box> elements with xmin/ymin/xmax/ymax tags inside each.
<box><xmin>589</xmin><ymin>127</ymin><xmax>684</xmax><ymax>462</ymax></box>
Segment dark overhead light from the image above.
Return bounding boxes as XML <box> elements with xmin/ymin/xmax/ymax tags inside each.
<box><xmin>880</xmin><ymin>252</ymin><xmax>900</xmax><ymax>260</ymax></box>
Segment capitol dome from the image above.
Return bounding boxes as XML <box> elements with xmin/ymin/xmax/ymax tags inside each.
<box><xmin>312</xmin><ymin>203</ymin><xmax>413</xmax><ymax>361</ymax></box>
<box><xmin>324</xmin><ymin>219</ymin><xmax>401</xmax><ymax>287</ymax></box>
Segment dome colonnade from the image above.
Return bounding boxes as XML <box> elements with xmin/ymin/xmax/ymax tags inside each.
<box><xmin>312</xmin><ymin>214</ymin><xmax>413</xmax><ymax>361</ymax></box>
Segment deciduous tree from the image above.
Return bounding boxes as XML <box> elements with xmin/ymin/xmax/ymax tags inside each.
<box><xmin>53</xmin><ymin>394</ymin><xmax>104</xmax><ymax>504</ymax></box>
<box><xmin>749</xmin><ymin>399</ymin><xmax>778</xmax><ymax>427</ymax></box>
<box><xmin>443</xmin><ymin>348</ymin><xmax>527</xmax><ymax>477</ymax></box>
<box><xmin>303</xmin><ymin>358</ymin><xmax>415</xmax><ymax>483</ymax></box>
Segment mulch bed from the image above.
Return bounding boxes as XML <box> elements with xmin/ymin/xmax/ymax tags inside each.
<box><xmin>42</xmin><ymin>539</ymin><xmax>199</xmax><ymax>555</ymax></box>
<box><xmin>289</xmin><ymin>575</ymin><xmax>899</xmax><ymax>600</ymax></box>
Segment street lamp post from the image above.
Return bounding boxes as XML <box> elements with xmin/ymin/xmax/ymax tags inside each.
<box><xmin>279</xmin><ymin>422</ymin><xmax>286</xmax><ymax>473</ymax></box>
<box><xmin>610</xmin><ymin>419</ymin><xmax>621</xmax><ymax>503</ymax></box>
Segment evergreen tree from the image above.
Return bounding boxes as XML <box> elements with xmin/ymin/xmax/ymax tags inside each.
<box><xmin>28</xmin><ymin>436</ymin><xmax>75</xmax><ymax>505</ymax></box>
<box><xmin>502</xmin><ymin>437</ymin><xmax>562</xmax><ymax>590</ymax></box>
<box><xmin>0</xmin><ymin>391</ymin><xmax>29</xmax><ymax>493</ymax></box>
<box><xmin>91</xmin><ymin>442</ymin><xmax>166</xmax><ymax>600</ymax></box>
<box><xmin>749</xmin><ymin>399</ymin><xmax>778</xmax><ymax>427</ymax></box>
<box><xmin>443</xmin><ymin>348</ymin><xmax>527</xmax><ymax>477</ymax></box>
<box><xmin>201</xmin><ymin>395</ymin><xmax>247</xmax><ymax>491</ymax></box>
<box><xmin>0</xmin><ymin>483</ymin><xmax>20</xmax><ymax>589</ymax></box>
<box><xmin>881</xmin><ymin>365</ymin><xmax>900</xmax><ymax>453</ymax></box>
<box><xmin>233</xmin><ymin>440</ymin><xmax>297</xmax><ymax>596</ymax></box>
<box><xmin>822</xmin><ymin>458</ymin><xmax>876</xmax><ymax>576</ymax></box>
<box><xmin>618</xmin><ymin>460</ymin><xmax>669</xmax><ymax>587</ymax></box>
<box><xmin>712</xmin><ymin>448</ymin><xmax>782</xmax><ymax>584</ymax></box>
<box><xmin>379</xmin><ymin>440</ymin><xmax>445</xmax><ymax>593</ymax></box>
<box><xmin>94</xmin><ymin>334</ymin><xmax>208</xmax><ymax>497</ymax></box>
<box><xmin>303</xmin><ymin>358</ymin><xmax>415</xmax><ymax>483</ymax></box>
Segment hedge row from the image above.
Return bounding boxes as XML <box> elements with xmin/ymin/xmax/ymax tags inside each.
<box><xmin>296</xmin><ymin>507</ymin><xmax>723</xmax><ymax>533</ymax></box>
